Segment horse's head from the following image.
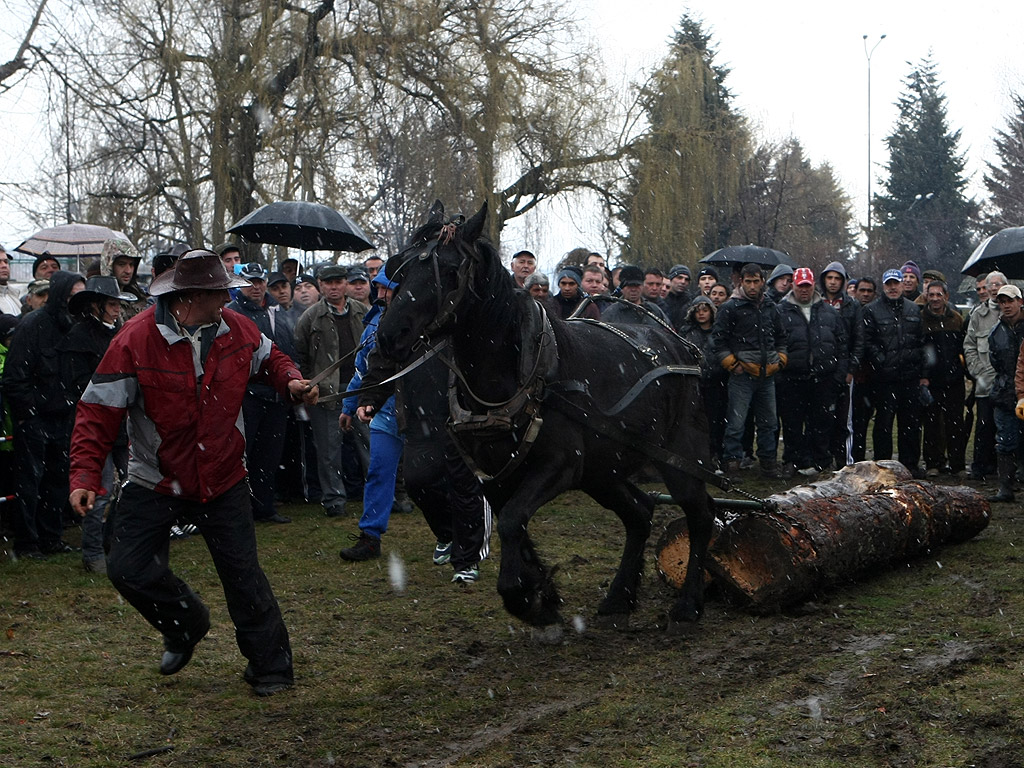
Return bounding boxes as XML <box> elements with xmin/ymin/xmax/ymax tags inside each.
<box><xmin>376</xmin><ymin>200</ymin><xmax>489</xmax><ymax>363</ymax></box>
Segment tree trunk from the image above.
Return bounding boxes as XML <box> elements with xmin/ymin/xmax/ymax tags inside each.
<box><xmin>656</xmin><ymin>461</ymin><xmax>990</xmax><ymax>613</ymax></box>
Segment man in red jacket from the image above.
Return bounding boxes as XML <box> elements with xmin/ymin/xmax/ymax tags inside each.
<box><xmin>68</xmin><ymin>249</ymin><xmax>319</xmax><ymax>696</ymax></box>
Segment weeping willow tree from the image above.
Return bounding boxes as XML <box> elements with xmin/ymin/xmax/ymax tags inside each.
<box><xmin>31</xmin><ymin>0</ymin><xmax>616</xmax><ymax>255</ymax></box>
<box><xmin>617</xmin><ymin>14</ymin><xmax>749</xmax><ymax>267</ymax></box>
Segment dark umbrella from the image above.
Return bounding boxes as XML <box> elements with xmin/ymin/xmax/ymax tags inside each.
<box><xmin>227</xmin><ymin>201</ymin><xmax>374</xmax><ymax>253</ymax></box>
<box><xmin>960</xmin><ymin>227</ymin><xmax>1024</xmax><ymax>278</ymax></box>
<box><xmin>699</xmin><ymin>244</ymin><xmax>795</xmax><ymax>270</ymax></box>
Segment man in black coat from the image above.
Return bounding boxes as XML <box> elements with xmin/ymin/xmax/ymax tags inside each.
<box><xmin>920</xmin><ymin>280</ymin><xmax>968</xmax><ymax>477</ymax></box>
<box><xmin>711</xmin><ymin>262</ymin><xmax>789</xmax><ymax>478</ymax></box>
<box><xmin>59</xmin><ymin>275</ymin><xmax>136</xmax><ymax>572</ymax></box>
<box><xmin>819</xmin><ymin>260</ymin><xmax>864</xmax><ymax>468</ymax></box>
<box><xmin>776</xmin><ymin>268</ymin><xmax>848</xmax><ymax>476</ymax></box>
<box><xmin>227</xmin><ymin>262</ymin><xmax>298</xmax><ymax>523</ymax></box>
<box><xmin>862</xmin><ymin>269</ymin><xmax>926</xmax><ymax>476</ymax></box>
<box><xmin>2</xmin><ymin>270</ymin><xmax>86</xmax><ymax>557</ymax></box>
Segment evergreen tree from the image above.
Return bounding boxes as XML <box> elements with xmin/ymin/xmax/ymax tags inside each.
<box><xmin>616</xmin><ymin>14</ymin><xmax>749</xmax><ymax>267</ymax></box>
<box><xmin>732</xmin><ymin>139</ymin><xmax>856</xmax><ymax>269</ymax></box>
<box><xmin>873</xmin><ymin>56</ymin><xmax>977</xmax><ymax>276</ymax></box>
<box><xmin>983</xmin><ymin>91</ymin><xmax>1024</xmax><ymax>232</ymax></box>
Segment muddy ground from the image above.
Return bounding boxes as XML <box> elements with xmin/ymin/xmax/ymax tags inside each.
<box><xmin>2</xmin><ymin>478</ymin><xmax>1023</xmax><ymax>767</ymax></box>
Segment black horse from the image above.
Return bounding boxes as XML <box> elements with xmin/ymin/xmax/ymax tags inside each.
<box><xmin>376</xmin><ymin>201</ymin><xmax>714</xmax><ymax>628</ymax></box>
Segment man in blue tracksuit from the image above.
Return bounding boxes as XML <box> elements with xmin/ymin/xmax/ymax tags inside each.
<box><xmin>337</xmin><ymin>271</ymin><xmax>402</xmax><ymax>560</ymax></box>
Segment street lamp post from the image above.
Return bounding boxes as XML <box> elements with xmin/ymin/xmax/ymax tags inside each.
<box><xmin>864</xmin><ymin>33</ymin><xmax>886</xmax><ymax>247</ymax></box>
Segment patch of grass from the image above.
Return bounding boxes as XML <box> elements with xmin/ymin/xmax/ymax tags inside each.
<box><xmin>3</xmin><ymin>472</ymin><xmax>1024</xmax><ymax>766</ymax></box>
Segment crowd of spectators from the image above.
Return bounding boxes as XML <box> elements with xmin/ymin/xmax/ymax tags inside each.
<box><xmin>4</xmin><ymin>236</ymin><xmax>1024</xmax><ymax>585</ymax></box>
<box><xmin>519</xmin><ymin>249</ymin><xmax>1024</xmax><ymax>496</ymax></box>
<box><xmin>0</xmin><ymin>242</ymin><xmax>485</xmax><ymax>584</ymax></box>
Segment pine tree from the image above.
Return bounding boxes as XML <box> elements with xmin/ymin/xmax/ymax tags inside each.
<box><xmin>873</xmin><ymin>56</ymin><xmax>977</xmax><ymax>277</ymax></box>
<box><xmin>983</xmin><ymin>91</ymin><xmax>1024</xmax><ymax>232</ymax></box>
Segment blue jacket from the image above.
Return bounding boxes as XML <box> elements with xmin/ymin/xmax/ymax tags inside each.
<box><xmin>343</xmin><ymin>303</ymin><xmax>398</xmax><ymax>436</ymax></box>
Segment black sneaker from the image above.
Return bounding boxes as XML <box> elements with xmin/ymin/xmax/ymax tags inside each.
<box><xmin>339</xmin><ymin>532</ymin><xmax>381</xmax><ymax>561</ymax></box>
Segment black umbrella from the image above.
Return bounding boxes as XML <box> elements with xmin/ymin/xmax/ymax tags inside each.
<box><xmin>699</xmin><ymin>244</ymin><xmax>795</xmax><ymax>270</ymax></box>
<box><xmin>960</xmin><ymin>226</ymin><xmax>1024</xmax><ymax>278</ymax></box>
<box><xmin>227</xmin><ymin>201</ymin><xmax>374</xmax><ymax>253</ymax></box>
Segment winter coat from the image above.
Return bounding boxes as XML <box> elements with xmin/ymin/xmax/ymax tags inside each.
<box><xmin>819</xmin><ymin>263</ymin><xmax>864</xmax><ymax>372</ymax></box>
<box><xmin>600</xmin><ymin>298</ymin><xmax>669</xmax><ymax>327</ymax></box>
<box><xmin>710</xmin><ymin>292</ymin><xmax>788</xmax><ymax>377</ymax></box>
<box><xmin>663</xmin><ymin>289</ymin><xmax>694</xmax><ymax>330</ymax></box>
<box><xmin>293</xmin><ymin>297</ymin><xmax>367</xmax><ymax>402</ymax></box>
<box><xmin>862</xmin><ymin>295</ymin><xmax>924</xmax><ymax>384</ymax></box>
<box><xmin>776</xmin><ymin>291</ymin><xmax>848</xmax><ymax>382</ymax></box>
<box><xmin>69</xmin><ymin>302</ymin><xmax>302</xmax><ymax>502</ymax></box>
<box><xmin>2</xmin><ymin>270</ymin><xmax>85</xmax><ymax>421</ymax></box>
<box><xmin>988</xmin><ymin>315</ymin><xmax>1024</xmax><ymax>409</ymax></box>
<box><xmin>920</xmin><ymin>303</ymin><xmax>966</xmax><ymax>388</ymax></box>
<box><xmin>551</xmin><ymin>291</ymin><xmax>600</xmax><ymax>321</ymax></box>
<box><xmin>0</xmin><ymin>341</ymin><xmax>12</xmax><ymax>452</ymax></box>
<box><xmin>58</xmin><ymin>315</ymin><xmax>117</xmax><ymax>405</ymax></box>
<box><xmin>227</xmin><ymin>293</ymin><xmax>298</xmax><ymax>402</ymax></box>
<box><xmin>680</xmin><ymin>297</ymin><xmax>722</xmax><ymax>382</ymax></box>
<box><xmin>963</xmin><ymin>300</ymin><xmax>1000</xmax><ymax>397</ymax></box>
<box><xmin>342</xmin><ymin>303</ymin><xmax>398</xmax><ymax>437</ymax></box>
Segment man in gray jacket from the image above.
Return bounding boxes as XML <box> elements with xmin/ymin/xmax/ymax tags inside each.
<box><xmin>294</xmin><ymin>265</ymin><xmax>368</xmax><ymax>517</ymax></box>
<box><xmin>964</xmin><ymin>271</ymin><xmax>1007</xmax><ymax>480</ymax></box>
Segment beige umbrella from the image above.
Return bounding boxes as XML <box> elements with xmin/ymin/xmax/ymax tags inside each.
<box><xmin>15</xmin><ymin>222</ymin><xmax>131</xmax><ymax>274</ymax></box>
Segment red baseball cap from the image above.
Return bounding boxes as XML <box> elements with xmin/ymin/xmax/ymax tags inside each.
<box><xmin>793</xmin><ymin>267</ymin><xmax>814</xmax><ymax>286</ymax></box>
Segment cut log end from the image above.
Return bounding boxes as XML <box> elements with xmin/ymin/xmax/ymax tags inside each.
<box><xmin>656</xmin><ymin>462</ymin><xmax>990</xmax><ymax>613</ymax></box>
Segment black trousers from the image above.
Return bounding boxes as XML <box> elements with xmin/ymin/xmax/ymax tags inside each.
<box><xmin>242</xmin><ymin>395</ymin><xmax>289</xmax><ymax>519</ymax></box>
<box><xmin>700</xmin><ymin>378</ymin><xmax>728</xmax><ymax>460</ymax></box>
<box><xmin>851</xmin><ymin>380</ymin><xmax>874</xmax><ymax>463</ymax></box>
<box><xmin>404</xmin><ymin>434</ymin><xmax>486</xmax><ymax>571</ymax></box>
<box><xmin>830</xmin><ymin>380</ymin><xmax>853</xmax><ymax>467</ymax></box>
<box><xmin>922</xmin><ymin>381</ymin><xmax>966</xmax><ymax>472</ymax></box>
<box><xmin>12</xmin><ymin>413</ymin><xmax>71</xmax><ymax>554</ymax></box>
<box><xmin>972</xmin><ymin>396</ymin><xmax>997</xmax><ymax>475</ymax></box>
<box><xmin>776</xmin><ymin>377</ymin><xmax>836</xmax><ymax>470</ymax></box>
<box><xmin>107</xmin><ymin>480</ymin><xmax>292</xmax><ymax>686</ymax></box>
<box><xmin>871</xmin><ymin>380</ymin><xmax>922</xmax><ymax>469</ymax></box>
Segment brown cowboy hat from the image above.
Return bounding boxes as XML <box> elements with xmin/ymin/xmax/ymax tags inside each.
<box><xmin>148</xmin><ymin>248</ymin><xmax>252</xmax><ymax>296</ymax></box>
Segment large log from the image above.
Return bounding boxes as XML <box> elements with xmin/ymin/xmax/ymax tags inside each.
<box><xmin>655</xmin><ymin>461</ymin><xmax>990</xmax><ymax>613</ymax></box>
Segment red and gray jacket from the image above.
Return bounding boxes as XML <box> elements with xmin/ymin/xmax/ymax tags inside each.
<box><xmin>70</xmin><ymin>303</ymin><xmax>302</xmax><ymax>503</ymax></box>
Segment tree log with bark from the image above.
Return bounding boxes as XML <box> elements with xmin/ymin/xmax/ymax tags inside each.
<box><xmin>656</xmin><ymin>461</ymin><xmax>990</xmax><ymax>613</ymax></box>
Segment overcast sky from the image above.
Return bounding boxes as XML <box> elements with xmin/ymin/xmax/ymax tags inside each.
<box><xmin>2</xmin><ymin>0</ymin><xmax>1022</xmax><ymax>273</ymax></box>
<box><xmin>508</xmin><ymin>0</ymin><xmax>1024</xmax><ymax>272</ymax></box>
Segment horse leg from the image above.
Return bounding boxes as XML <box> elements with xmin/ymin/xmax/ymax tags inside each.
<box><xmin>494</xmin><ymin>467</ymin><xmax>570</xmax><ymax>627</ymax></box>
<box><xmin>584</xmin><ymin>479</ymin><xmax>654</xmax><ymax>619</ymax></box>
<box><xmin>661</xmin><ymin>470</ymin><xmax>714</xmax><ymax>624</ymax></box>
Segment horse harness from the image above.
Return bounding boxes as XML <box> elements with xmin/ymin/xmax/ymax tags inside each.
<box><xmin>440</xmin><ymin>295</ymin><xmax>729</xmax><ymax>490</ymax></box>
<box><xmin>382</xmin><ymin>229</ymin><xmax>730</xmax><ymax>490</ymax></box>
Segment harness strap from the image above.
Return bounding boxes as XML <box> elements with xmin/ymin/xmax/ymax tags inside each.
<box><xmin>545</xmin><ymin>389</ymin><xmax>731</xmax><ymax>491</ymax></box>
<box><xmin>602</xmin><ymin>364</ymin><xmax>701</xmax><ymax>415</ymax></box>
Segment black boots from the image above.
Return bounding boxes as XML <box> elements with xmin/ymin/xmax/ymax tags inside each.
<box><xmin>988</xmin><ymin>453</ymin><xmax>1016</xmax><ymax>503</ymax></box>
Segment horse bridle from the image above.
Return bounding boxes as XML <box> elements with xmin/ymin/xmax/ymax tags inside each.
<box><xmin>387</xmin><ymin>220</ymin><xmax>481</xmax><ymax>347</ymax></box>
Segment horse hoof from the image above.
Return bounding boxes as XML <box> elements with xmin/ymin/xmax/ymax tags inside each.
<box><xmin>592</xmin><ymin>612</ymin><xmax>630</xmax><ymax>630</ymax></box>
<box><xmin>531</xmin><ymin>624</ymin><xmax>565</xmax><ymax>645</ymax></box>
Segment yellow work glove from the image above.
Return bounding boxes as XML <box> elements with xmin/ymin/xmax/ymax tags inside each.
<box><xmin>1016</xmin><ymin>399</ymin><xmax>1024</xmax><ymax>421</ymax></box>
<box><xmin>778</xmin><ymin>352</ymin><xmax>788</xmax><ymax>369</ymax></box>
<box><xmin>721</xmin><ymin>354</ymin><xmax>740</xmax><ymax>373</ymax></box>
